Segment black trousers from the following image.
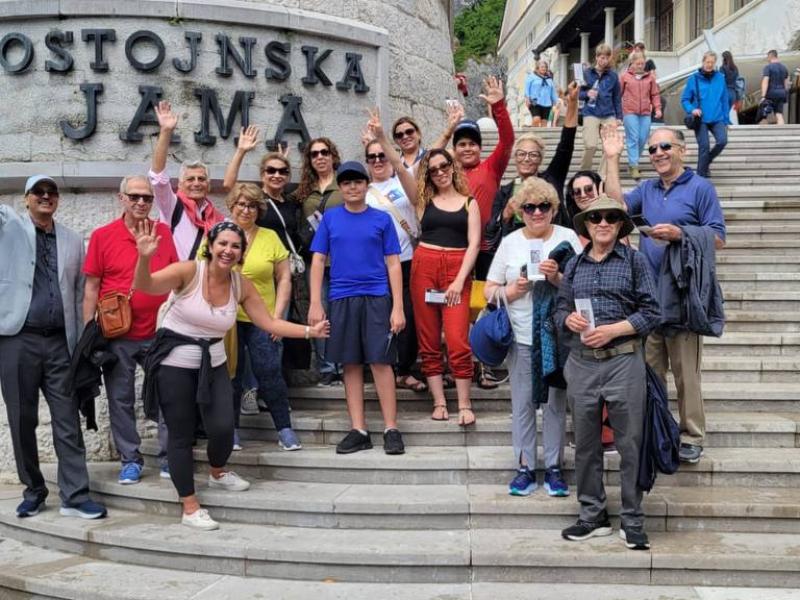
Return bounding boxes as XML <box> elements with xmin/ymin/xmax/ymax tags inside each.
<box><xmin>0</xmin><ymin>332</ymin><xmax>90</xmax><ymax>505</ymax></box>
<box><xmin>396</xmin><ymin>260</ymin><xmax>419</xmax><ymax>376</ymax></box>
<box><xmin>156</xmin><ymin>364</ymin><xmax>234</xmax><ymax>497</ymax></box>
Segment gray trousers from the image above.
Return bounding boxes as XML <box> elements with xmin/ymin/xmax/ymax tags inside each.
<box><xmin>103</xmin><ymin>338</ymin><xmax>168</xmax><ymax>466</ymax></box>
<box><xmin>0</xmin><ymin>332</ymin><xmax>90</xmax><ymax>505</ymax></box>
<box><xmin>508</xmin><ymin>343</ymin><xmax>567</xmax><ymax>470</ymax></box>
<box><xmin>565</xmin><ymin>349</ymin><xmax>645</xmax><ymax>528</ymax></box>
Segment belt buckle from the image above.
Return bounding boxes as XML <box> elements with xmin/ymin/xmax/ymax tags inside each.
<box><xmin>591</xmin><ymin>348</ymin><xmax>605</xmax><ymax>360</ymax></box>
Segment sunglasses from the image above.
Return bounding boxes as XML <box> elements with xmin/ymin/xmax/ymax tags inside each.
<box><xmin>366</xmin><ymin>152</ymin><xmax>388</xmax><ymax>164</ymax></box>
<box><xmin>586</xmin><ymin>211</ymin><xmax>623</xmax><ymax>225</ymax></box>
<box><xmin>263</xmin><ymin>166</ymin><xmax>289</xmax><ymax>176</ymax></box>
<box><xmin>521</xmin><ymin>202</ymin><xmax>552</xmax><ymax>215</ymax></box>
<box><xmin>572</xmin><ymin>184</ymin><xmax>596</xmax><ymax>198</ymax></box>
<box><xmin>29</xmin><ymin>187</ymin><xmax>59</xmax><ymax>198</ymax></box>
<box><xmin>648</xmin><ymin>141</ymin><xmax>682</xmax><ymax>154</ymax></box>
<box><xmin>310</xmin><ymin>148</ymin><xmax>331</xmax><ymax>159</ymax></box>
<box><xmin>393</xmin><ymin>127</ymin><xmax>416</xmax><ymax>140</ymax></box>
<box><xmin>428</xmin><ymin>162</ymin><xmax>453</xmax><ymax>177</ymax></box>
<box><xmin>126</xmin><ymin>193</ymin><xmax>154</xmax><ymax>204</ymax></box>
<box><xmin>515</xmin><ymin>150</ymin><xmax>542</xmax><ymax>161</ymax></box>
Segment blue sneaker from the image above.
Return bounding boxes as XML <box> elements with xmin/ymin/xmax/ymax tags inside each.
<box><xmin>160</xmin><ymin>464</ymin><xmax>171</xmax><ymax>480</ymax></box>
<box><xmin>544</xmin><ymin>467</ymin><xmax>570</xmax><ymax>497</ymax></box>
<box><xmin>59</xmin><ymin>499</ymin><xmax>107</xmax><ymax>520</ymax></box>
<box><xmin>16</xmin><ymin>497</ymin><xmax>46</xmax><ymax>518</ymax></box>
<box><xmin>118</xmin><ymin>462</ymin><xmax>143</xmax><ymax>485</ymax></box>
<box><xmin>508</xmin><ymin>467</ymin><xmax>536</xmax><ymax>496</ymax></box>
<box><xmin>278</xmin><ymin>427</ymin><xmax>302</xmax><ymax>451</ymax></box>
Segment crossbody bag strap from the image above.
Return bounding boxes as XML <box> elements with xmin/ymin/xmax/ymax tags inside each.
<box><xmin>318</xmin><ymin>189</ymin><xmax>334</xmax><ymax>214</ymax></box>
<box><xmin>266</xmin><ymin>197</ymin><xmax>301</xmax><ymax>257</ymax></box>
<box><xmin>368</xmin><ymin>187</ymin><xmax>417</xmax><ymax>239</ymax></box>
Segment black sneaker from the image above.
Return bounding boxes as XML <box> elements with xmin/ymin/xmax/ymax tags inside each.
<box><xmin>679</xmin><ymin>443</ymin><xmax>703</xmax><ymax>464</ymax></box>
<box><xmin>317</xmin><ymin>372</ymin><xmax>341</xmax><ymax>387</ymax></box>
<box><xmin>619</xmin><ymin>525</ymin><xmax>650</xmax><ymax>550</ymax></box>
<box><xmin>383</xmin><ymin>429</ymin><xmax>405</xmax><ymax>455</ymax></box>
<box><xmin>561</xmin><ymin>515</ymin><xmax>613</xmax><ymax>541</ymax></box>
<box><xmin>336</xmin><ymin>429</ymin><xmax>373</xmax><ymax>454</ymax></box>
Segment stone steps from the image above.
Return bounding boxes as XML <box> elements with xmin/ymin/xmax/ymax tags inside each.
<box><xmin>2</xmin><ymin>496</ymin><xmax>799</xmax><ymax>587</ymax></box>
<box><xmin>718</xmin><ymin>273</ymin><xmax>800</xmax><ymax>291</ymax></box>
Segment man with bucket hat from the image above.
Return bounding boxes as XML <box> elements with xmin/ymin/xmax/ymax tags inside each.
<box><xmin>554</xmin><ymin>195</ymin><xmax>660</xmax><ymax>550</ymax></box>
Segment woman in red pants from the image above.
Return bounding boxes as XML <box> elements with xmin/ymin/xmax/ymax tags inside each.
<box><xmin>410</xmin><ymin>149</ymin><xmax>481</xmax><ymax>425</ymax></box>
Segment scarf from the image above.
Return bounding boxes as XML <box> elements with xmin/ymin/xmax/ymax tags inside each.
<box><xmin>175</xmin><ymin>190</ymin><xmax>225</xmax><ymax>233</ymax></box>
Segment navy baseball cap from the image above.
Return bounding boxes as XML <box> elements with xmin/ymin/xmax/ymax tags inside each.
<box><xmin>453</xmin><ymin>119</ymin><xmax>482</xmax><ymax>147</ymax></box>
<box><xmin>336</xmin><ymin>161</ymin><xmax>369</xmax><ymax>184</ymax></box>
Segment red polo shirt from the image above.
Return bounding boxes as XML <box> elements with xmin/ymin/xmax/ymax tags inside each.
<box><xmin>84</xmin><ymin>217</ymin><xmax>179</xmax><ymax>340</ymax></box>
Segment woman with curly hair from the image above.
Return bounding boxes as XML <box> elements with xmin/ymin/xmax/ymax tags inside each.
<box><xmin>296</xmin><ymin>137</ymin><xmax>343</xmax><ymax>385</ymax></box>
<box><xmin>409</xmin><ymin>148</ymin><xmax>481</xmax><ymax>425</ymax></box>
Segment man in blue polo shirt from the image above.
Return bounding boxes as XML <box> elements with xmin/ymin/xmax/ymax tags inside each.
<box><xmin>603</xmin><ymin>126</ymin><xmax>726</xmax><ymax>464</ymax></box>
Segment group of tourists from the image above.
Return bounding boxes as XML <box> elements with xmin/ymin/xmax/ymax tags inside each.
<box><xmin>1</xmin><ymin>43</ymin><xmax>727</xmax><ymax>548</ymax></box>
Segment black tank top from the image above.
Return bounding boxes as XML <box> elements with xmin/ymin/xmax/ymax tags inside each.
<box><xmin>419</xmin><ymin>199</ymin><xmax>470</xmax><ymax>248</ymax></box>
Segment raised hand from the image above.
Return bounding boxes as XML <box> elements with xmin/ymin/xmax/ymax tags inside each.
<box><xmin>154</xmin><ymin>100</ymin><xmax>179</xmax><ymax>132</ymax></box>
<box><xmin>360</xmin><ymin>124</ymin><xmax>373</xmax><ymax>148</ymax></box>
<box><xmin>366</xmin><ymin>107</ymin><xmax>386</xmax><ymax>140</ymax></box>
<box><xmin>237</xmin><ymin>125</ymin><xmax>260</xmax><ymax>152</ymax></box>
<box><xmin>479</xmin><ymin>76</ymin><xmax>505</xmax><ymax>105</ymax></box>
<box><xmin>135</xmin><ymin>219</ymin><xmax>161</xmax><ymax>258</ymax></box>
<box><xmin>446</xmin><ymin>100</ymin><xmax>465</xmax><ymax>128</ymax></box>
<box><xmin>567</xmin><ymin>80</ymin><xmax>580</xmax><ymax>103</ymax></box>
<box><xmin>601</xmin><ymin>123</ymin><xmax>624</xmax><ymax>159</ymax></box>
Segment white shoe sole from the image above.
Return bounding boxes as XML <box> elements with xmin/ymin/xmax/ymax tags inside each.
<box><xmin>181</xmin><ymin>517</ymin><xmax>219</xmax><ymax>531</ymax></box>
<box><xmin>619</xmin><ymin>528</ymin><xmax>650</xmax><ymax>549</ymax></box>
<box><xmin>564</xmin><ymin>525</ymin><xmax>613</xmax><ymax>541</ymax></box>
<box><xmin>278</xmin><ymin>442</ymin><xmax>302</xmax><ymax>451</ymax></box>
<box><xmin>208</xmin><ymin>478</ymin><xmax>251</xmax><ymax>492</ymax></box>
<box><xmin>59</xmin><ymin>507</ymin><xmax>106</xmax><ymax>519</ymax></box>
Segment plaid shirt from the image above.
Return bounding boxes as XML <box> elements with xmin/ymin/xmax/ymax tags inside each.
<box><xmin>555</xmin><ymin>242</ymin><xmax>661</xmax><ymax>348</ymax></box>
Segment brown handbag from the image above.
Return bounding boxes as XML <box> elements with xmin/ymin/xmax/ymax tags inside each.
<box><xmin>97</xmin><ymin>290</ymin><xmax>133</xmax><ymax>338</ymax></box>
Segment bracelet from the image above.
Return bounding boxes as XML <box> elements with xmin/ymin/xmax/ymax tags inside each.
<box><xmin>304</xmin><ymin>325</ymin><xmax>310</xmax><ymax>339</ymax></box>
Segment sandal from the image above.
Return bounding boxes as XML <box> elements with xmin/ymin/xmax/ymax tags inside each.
<box><xmin>458</xmin><ymin>407</ymin><xmax>476</xmax><ymax>427</ymax></box>
<box><xmin>396</xmin><ymin>375</ymin><xmax>428</xmax><ymax>393</ymax></box>
<box><xmin>431</xmin><ymin>403</ymin><xmax>449</xmax><ymax>421</ymax></box>
<box><xmin>476</xmin><ymin>364</ymin><xmax>499</xmax><ymax>390</ymax></box>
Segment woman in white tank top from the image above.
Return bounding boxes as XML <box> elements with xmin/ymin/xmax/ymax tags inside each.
<box><xmin>134</xmin><ymin>220</ymin><xmax>329</xmax><ymax>531</ymax></box>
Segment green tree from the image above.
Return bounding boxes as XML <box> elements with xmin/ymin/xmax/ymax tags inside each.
<box><xmin>453</xmin><ymin>0</ymin><xmax>506</xmax><ymax>71</ymax></box>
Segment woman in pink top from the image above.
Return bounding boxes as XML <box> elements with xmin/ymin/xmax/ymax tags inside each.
<box><xmin>620</xmin><ymin>52</ymin><xmax>662</xmax><ymax>181</ymax></box>
<box><xmin>134</xmin><ymin>221</ymin><xmax>329</xmax><ymax>531</ymax></box>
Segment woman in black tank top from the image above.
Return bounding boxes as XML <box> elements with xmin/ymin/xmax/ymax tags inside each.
<box><xmin>409</xmin><ymin>148</ymin><xmax>481</xmax><ymax>426</ymax></box>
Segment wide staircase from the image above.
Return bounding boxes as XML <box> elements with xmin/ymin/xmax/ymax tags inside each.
<box><xmin>2</xmin><ymin>125</ymin><xmax>800</xmax><ymax>599</ymax></box>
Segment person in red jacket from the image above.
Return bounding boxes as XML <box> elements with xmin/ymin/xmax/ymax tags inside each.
<box><xmin>621</xmin><ymin>52</ymin><xmax>662</xmax><ymax>181</ymax></box>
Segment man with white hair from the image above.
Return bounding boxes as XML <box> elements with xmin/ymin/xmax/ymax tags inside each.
<box><xmin>150</xmin><ymin>100</ymin><xmax>225</xmax><ymax>260</ymax></box>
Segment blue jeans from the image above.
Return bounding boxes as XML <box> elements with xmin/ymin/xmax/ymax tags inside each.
<box><xmin>305</xmin><ymin>267</ymin><xmax>338</xmax><ymax>375</ymax></box>
<box><xmin>695</xmin><ymin>121</ymin><xmax>727</xmax><ymax>177</ymax></box>
<box><xmin>232</xmin><ymin>321</ymin><xmax>291</xmax><ymax>431</ymax></box>
<box><xmin>622</xmin><ymin>114</ymin><xmax>651</xmax><ymax>167</ymax></box>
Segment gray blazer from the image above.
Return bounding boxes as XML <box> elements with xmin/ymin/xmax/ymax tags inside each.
<box><xmin>0</xmin><ymin>205</ymin><xmax>85</xmax><ymax>354</ymax></box>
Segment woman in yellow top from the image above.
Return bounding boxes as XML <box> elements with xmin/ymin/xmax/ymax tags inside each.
<box><xmin>226</xmin><ymin>183</ymin><xmax>300</xmax><ymax>451</ymax></box>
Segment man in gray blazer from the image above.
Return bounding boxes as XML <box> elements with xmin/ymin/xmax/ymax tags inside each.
<box><xmin>0</xmin><ymin>175</ymin><xmax>106</xmax><ymax>519</ymax></box>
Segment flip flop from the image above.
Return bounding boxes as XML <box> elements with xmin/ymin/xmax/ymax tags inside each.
<box><xmin>431</xmin><ymin>403</ymin><xmax>449</xmax><ymax>421</ymax></box>
<box><xmin>396</xmin><ymin>375</ymin><xmax>428</xmax><ymax>393</ymax></box>
<box><xmin>458</xmin><ymin>407</ymin><xmax>476</xmax><ymax>426</ymax></box>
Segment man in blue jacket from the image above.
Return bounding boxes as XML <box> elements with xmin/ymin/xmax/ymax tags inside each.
<box><xmin>681</xmin><ymin>51</ymin><xmax>730</xmax><ymax>178</ymax></box>
<box><xmin>579</xmin><ymin>43</ymin><xmax>623</xmax><ymax>178</ymax></box>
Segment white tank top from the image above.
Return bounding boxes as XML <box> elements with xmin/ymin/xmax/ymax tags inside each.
<box><xmin>160</xmin><ymin>261</ymin><xmax>239</xmax><ymax>369</ymax></box>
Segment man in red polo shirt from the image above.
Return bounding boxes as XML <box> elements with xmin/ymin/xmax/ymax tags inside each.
<box><xmin>83</xmin><ymin>175</ymin><xmax>179</xmax><ymax>485</ymax></box>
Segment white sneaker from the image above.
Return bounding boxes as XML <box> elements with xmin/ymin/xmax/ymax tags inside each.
<box><xmin>181</xmin><ymin>508</ymin><xmax>219</xmax><ymax>530</ymax></box>
<box><xmin>208</xmin><ymin>471</ymin><xmax>251</xmax><ymax>492</ymax></box>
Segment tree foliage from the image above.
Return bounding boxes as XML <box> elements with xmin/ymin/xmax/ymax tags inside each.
<box><xmin>453</xmin><ymin>0</ymin><xmax>506</xmax><ymax>71</ymax></box>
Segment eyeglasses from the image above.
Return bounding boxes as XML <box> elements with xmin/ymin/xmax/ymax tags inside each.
<box><xmin>648</xmin><ymin>141</ymin><xmax>682</xmax><ymax>154</ymax></box>
<box><xmin>29</xmin><ymin>188</ymin><xmax>59</xmax><ymax>198</ymax></box>
<box><xmin>234</xmin><ymin>202</ymin><xmax>259</xmax><ymax>212</ymax></box>
<box><xmin>310</xmin><ymin>148</ymin><xmax>331</xmax><ymax>159</ymax></box>
<box><xmin>366</xmin><ymin>152</ymin><xmax>388</xmax><ymax>164</ymax></box>
<box><xmin>521</xmin><ymin>202</ymin><xmax>552</xmax><ymax>215</ymax></box>
<box><xmin>393</xmin><ymin>127</ymin><xmax>416</xmax><ymax>140</ymax></box>
<box><xmin>263</xmin><ymin>166</ymin><xmax>289</xmax><ymax>176</ymax></box>
<box><xmin>125</xmin><ymin>193</ymin><xmax>154</xmax><ymax>204</ymax></box>
<box><xmin>572</xmin><ymin>184</ymin><xmax>597</xmax><ymax>198</ymax></box>
<box><xmin>515</xmin><ymin>150</ymin><xmax>542</xmax><ymax>161</ymax></box>
<box><xmin>586</xmin><ymin>211</ymin><xmax>623</xmax><ymax>225</ymax></box>
<box><xmin>428</xmin><ymin>162</ymin><xmax>453</xmax><ymax>177</ymax></box>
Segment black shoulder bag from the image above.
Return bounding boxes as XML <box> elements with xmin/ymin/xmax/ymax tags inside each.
<box><xmin>683</xmin><ymin>75</ymin><xmax>702</xmax><ymax>131</ymax></box>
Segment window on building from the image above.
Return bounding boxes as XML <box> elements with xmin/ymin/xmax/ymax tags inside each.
<box><xmin>620</xmin><ymin>17</ymin><xmax>634</xmax><ymax>47</ymax></box>
<box><xmin>691</xmin><ymin>0</ymin><xmax>715</xmax><ymax>40</ymax></box>
<box><xmin>655</xmin><ymin>0</ymin><xmax>674</xmax><ymax>51</ymax></box>
<box><xmin>733</xmin><ymin>0</ymin><xmax>753</xmax><ymax>10</ymax></box>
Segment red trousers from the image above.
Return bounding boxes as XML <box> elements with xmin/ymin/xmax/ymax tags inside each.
<box><xmin>410</xmin><ymin>245</ymin><xmax>474</xmax><ymax>379</ymax></box>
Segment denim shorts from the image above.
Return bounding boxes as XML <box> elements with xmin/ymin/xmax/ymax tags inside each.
<box><xmin>326</xmin><ymin>295</ymin><xmax>396</xmax><ymax>365</ymax></box>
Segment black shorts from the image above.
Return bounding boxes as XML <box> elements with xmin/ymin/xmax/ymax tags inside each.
<box><xmin>529</xmin><ymin>104</ymin><xmax>550</xmax><ymax>120</ymax></box>
<box><xmin>766</xmin><ymin>91</ymin><xmax>786</xmax><ymax>113</ymax></box>
<box><xmin>326</xmin><ymin>295</ymin><xmax>397</xmax><ymax>365</ymax></box>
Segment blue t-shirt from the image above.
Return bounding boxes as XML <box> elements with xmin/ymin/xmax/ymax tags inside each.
<box><xmin>310</xmin><ymin>205</ymin><xmax>401</xmax><ymax>301</ymax></box>
<box><xmin>624</xmin><ymin>168</ymin><xmax>726</xmax><ymax>279</ymax></box>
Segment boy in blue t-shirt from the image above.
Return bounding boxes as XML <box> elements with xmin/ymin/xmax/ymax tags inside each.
<box><xmin>309</xmin><ymin>161</ymin><xmax>406</xmax><ymax>455</ymax></box>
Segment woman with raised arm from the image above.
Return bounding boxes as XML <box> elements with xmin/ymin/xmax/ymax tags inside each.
<box><xmin>409</xmin><ymin>149</ymin><xmax>481</xmax><ymax>425</ymax></box>
<box><xmin>135</xmin><ymin>220</ymin><xmax>328</xmax><ymax>531</ymax></box>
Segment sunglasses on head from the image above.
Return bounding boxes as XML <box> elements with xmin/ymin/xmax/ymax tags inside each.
<box><xmin>586</xmin><ymin>211</ymin><xmax>623</xmax><ymax>225</ymax></box>
<box><xmin>263</xmin><ymin>166</ymin><xmax>289</xmax><ymax>176</ymax></box>
<box><xmin>572</xmin><ymin>184</ymin><xmax>596</xmax><ymax>198</ymax></box>
<box><xmin>521</xmin><ymin>202</ymin><xmax>552</xmax><ymax>215</ymax></box>
<box><xmin>366</xmin><ymin>152</ymin><xmax>388</xmax><ymax>164</ymax></box>
<box><xmin>393</xmin><ymin>127</ymin><xmax>416</xmax><ymax>140</ymax></box>
<box><xmin>648</xmin><ymin>141</ymin><xmax>681</xmax><ymax>154</ymax></box>
<box><xmin>310</xmin><ymin>148</ymin><xmax>331</xmax><ymax>159</ymax></box>
<box><xmin>126</xmin><ymin>193</ymin><xmax>154</xmax><ymax>204</ymax></box>
<box><xmin>30</xmin><ymin>187</ymin><xmax>59</xmax><ymax>198</ymax></box>
<box><xmin>428</xmin><ymin>162</ymin><xmax>452</xmax><ymax>176</ymax></box>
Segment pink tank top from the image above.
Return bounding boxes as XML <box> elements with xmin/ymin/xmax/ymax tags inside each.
<box><xmin>160</xmin><ymin>261</ymin><xmax>239</xmax><ymax>369</ymax></box>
